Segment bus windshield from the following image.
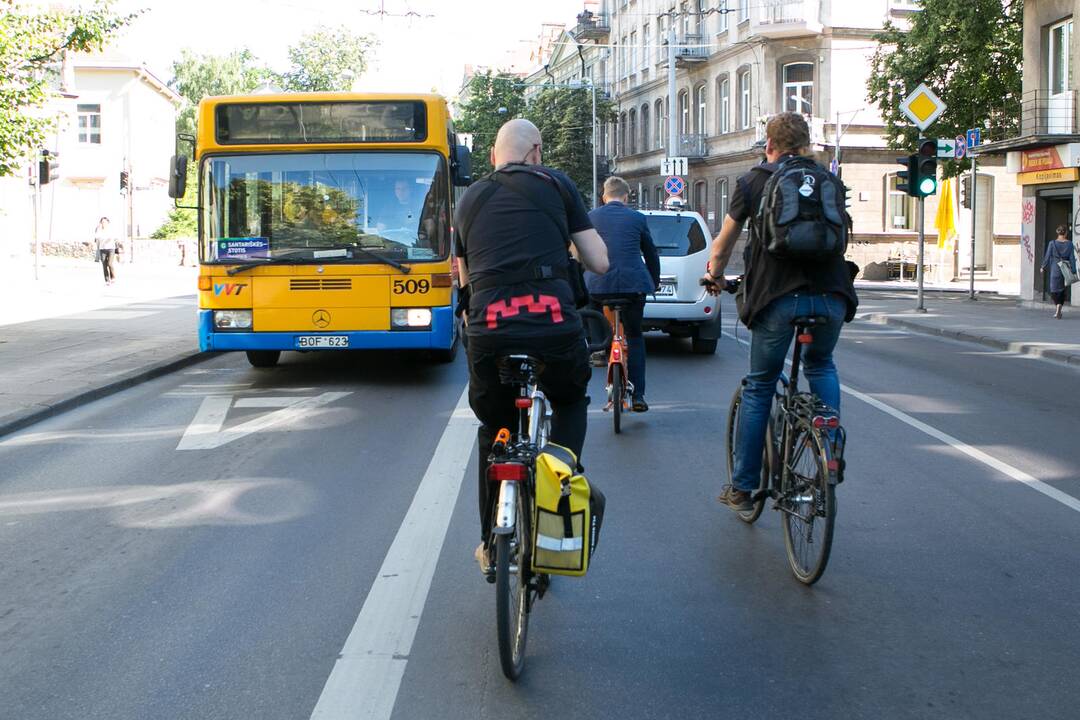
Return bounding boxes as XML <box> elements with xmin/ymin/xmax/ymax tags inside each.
<box><xmin>201</xmin><ymin>151</ymin><xmax>449</xmax><ymax>263</ymax></box>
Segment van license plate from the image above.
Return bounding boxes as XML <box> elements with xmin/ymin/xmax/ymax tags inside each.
<box><xmin>656</xmin><ymin>283</ymin><xmax>676</xmax><ymax>297</ymax></box>
<box><xmin>296</xmin><ymin>335</ymin><xmax>349</xmax><ymax>348</ymax></box>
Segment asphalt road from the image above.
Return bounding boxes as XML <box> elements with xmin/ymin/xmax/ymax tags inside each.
<box><xmin>2</xmin><ymin>298</ymin><xmax>1078</xmax><ymax>720</ymax></box>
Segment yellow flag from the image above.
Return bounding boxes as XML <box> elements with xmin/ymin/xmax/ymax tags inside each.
<box><xmin>934</xmin><ymin>177</ymin><xmax>957</xmax><ymax>249</ymax></box>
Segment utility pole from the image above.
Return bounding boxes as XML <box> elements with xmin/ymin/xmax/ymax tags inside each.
<box><xmin>667</xmin><ymin>15</ymin><xmax>677</xmax><ymax>157</ymax></box>
<box><xmin>32</xmin><ymin>164</ymin><xmax>41</xmax><ymax>281</ymax></box>
<box><xmin>916</xmin><ymin>194</ymin><xmax>926</xmax><ymax>311</ymax></box>
<box><xmin>591</xmin><ymin>80</ymin><xmax>598</xmax><ymax>209</ymax></box>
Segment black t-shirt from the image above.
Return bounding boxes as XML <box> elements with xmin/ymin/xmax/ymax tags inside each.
<box><xmin>728</xmin><ymin>158</ymin><xmax>858</xmax><ymax>327</ymax></box>
<box><xmin>454</xmin><ymin>165</ymin><xmax>593</xmax><ymax>339</ymax></box>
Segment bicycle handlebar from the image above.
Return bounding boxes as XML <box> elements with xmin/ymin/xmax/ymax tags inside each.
<box><xmin>579</xmin><ymin>308</ymin><xmax>612</xmax><ymax>354</ymax></box>
<box><xmin>700</xmin><ymin>275</ymin><xmax>742</xmax><ymax>294</ymax></box>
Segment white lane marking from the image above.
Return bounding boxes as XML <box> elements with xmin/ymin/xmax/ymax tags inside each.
<box><xmin>176</xmin><ymin>396</ymin><xmax>231</xmax><ymax>449</ymax></box>
<box><xmin>309</xmin><ymin>387</ymin><xmax>476</xmax><ymax>720</ymax></box>
<box><xmin>177</xmin><ymin>392</ymin><xmax>351</xmax><ymax>450</ymax></box>
<box><xmin>721</xmin><ymin>331</ymin><xmax>1080</xmax><ymax>515</ymax></box>
<box><xmin>233</xmin><ymin>397</ymin><xmax>304</xmax><ymax>409</ymax></box>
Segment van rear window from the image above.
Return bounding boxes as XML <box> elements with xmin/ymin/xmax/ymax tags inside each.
<box><xmin>646</xmin><ymin>215</ymin><xmax>707</xmax><ymax>257</ymax></box>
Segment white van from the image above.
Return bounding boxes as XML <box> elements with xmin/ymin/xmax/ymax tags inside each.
<box><xmin>641</xmin><ymin>209</ymin><xmax>721</xmax><ymax>354</ymax></box>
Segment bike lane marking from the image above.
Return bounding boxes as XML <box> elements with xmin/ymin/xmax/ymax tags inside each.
<box><xmin>721</xmin><ymin>331</ymin><xmax>1080</xmax><ymax>515</ymax></box>
<box><xmin>309</xmin><ymin>386</ymin><xmax>476</xmax><ymax>720</ymax></box>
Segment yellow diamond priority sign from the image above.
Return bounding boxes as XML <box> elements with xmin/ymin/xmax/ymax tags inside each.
<box><xmin>900</xmin><ymin>83</ymin><xmax>946</xmax><ymax>131</ymax></box>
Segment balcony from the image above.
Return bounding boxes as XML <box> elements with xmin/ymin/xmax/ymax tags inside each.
<box><xmin>660</xmin><ymin>35</ymin><xmax>708</xmax><ymax>66</ymax></box>
<box><xmin>572</xmin><ymin>10</ymin><xmax>609</xmax><ymax>41</ymax></box>
<box><xmin>677</xmin><ymin>133</ymin><xmax>707</xmax><ymax>158</ymax></box>
<box><xmin>1021</xmin><ymin>89</ymin><xmax>1078</xmax><ymax>135</ymax></box>
<box><xmin>749</xmin><ymin>0</ymin><xmax>823</xmax><ymax>39</ymax></box>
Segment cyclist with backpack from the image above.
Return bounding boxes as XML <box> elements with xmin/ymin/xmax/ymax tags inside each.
<box><xmin>701</xmin><ymin>112</ymin><xmax>858</xmax><ymax>511</ymax></box>
<box><xmin>454</xmin><ymin>119</ymin><xmax>609</xmax><ymax>575</ymax></box>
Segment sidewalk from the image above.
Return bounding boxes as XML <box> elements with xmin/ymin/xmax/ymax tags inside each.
<box><xmin>856</xmin><ymin>289</ymin><xmax>1080</xmax><ymax>366</ymax></box>
<box><xmin>0</xmin><ymin>256</ymin><xmax>206</xmax><ymax>436</ymax></box>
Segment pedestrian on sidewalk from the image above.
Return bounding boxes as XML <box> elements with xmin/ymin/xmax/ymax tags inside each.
<box><xmin>1041</xmin><ymin>225</ymin><xmax>1077</xmax><ymax>319</ymax></box>
<box><xmin>93</xmin><ymin>217</ymin><xmax>117</xmax><ymax>285</ymax></box>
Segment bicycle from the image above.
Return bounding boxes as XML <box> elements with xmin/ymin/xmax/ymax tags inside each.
<box><xmin>599</xmin><ymin>298</ymin><xmax>634</xmax><ymax>434</ymax></box>
<box><xmin>485</xmin><ymin>310</ymin><xmax>609</xmax><ymax>680</ymax></box>
<box><xmin>721</xmin><ymin>281</ymin><xmax>846</xmax><ymax>585</ymax></box>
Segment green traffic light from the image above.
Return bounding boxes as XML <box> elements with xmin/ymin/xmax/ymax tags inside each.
<box><xmin>919</xmin><ymin>177</ymin><xmax>937</xmax><ymax>195</ymax></box>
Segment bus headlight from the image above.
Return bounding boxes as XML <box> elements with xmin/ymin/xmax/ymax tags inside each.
<box><xmin>391</xmin><ymin>308</ymin><xmax>432</xmax><ymax>329</ymax></box>
<box><xmin>214</xmin><ymin>309</ymin><xmax>253</xmax><ymax>330</ymax></box>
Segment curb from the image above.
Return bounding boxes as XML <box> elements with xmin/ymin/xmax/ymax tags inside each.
<box><xmin>0</xmin><ymin>350</ymin><xmax>217</xmax><ymax>439</ymax></box>
<box><xmin>857</xmin><ymin>313</ymin><xmax>1080</xmax><ymax>367</ymax></box>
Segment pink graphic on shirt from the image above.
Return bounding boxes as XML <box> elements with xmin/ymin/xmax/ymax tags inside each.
<box><xmin>486</xmin><ymin>294</ymin><xmax>565</xmax><ymax>329</ymax></box>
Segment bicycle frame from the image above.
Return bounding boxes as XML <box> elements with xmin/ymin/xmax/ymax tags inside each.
<box><xmin>492</xmin><ymin>361</ymin><xmax>547</xmax><ymax>537</ymax></box>
<box><xmin>604</xmin><ymin>305</ymin><xmax>633</xmax><ymax>408</ymax></box>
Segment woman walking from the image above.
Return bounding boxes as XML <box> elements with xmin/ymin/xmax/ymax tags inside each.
<box><xmin>94</xmin><ymin>216</ymin><xmax>117</xmax><ymax>285</ymax></box>
<box><xmin>1042</xmin><ymin>225</ymin><xmax>1078</xmax><ymax>318</ymax></box>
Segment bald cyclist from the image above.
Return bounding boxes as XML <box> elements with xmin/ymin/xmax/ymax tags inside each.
<box><xmin>454</xmin><ymin>119</ymin><xmax>608</xmax><ymax>578</ymax></box>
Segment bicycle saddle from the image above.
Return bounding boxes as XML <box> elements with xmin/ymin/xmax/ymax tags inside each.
<box><xmin>496</xmin><ymin>353</ymin><xmax>544</xmax><ymax>384</ymax></box>
<box><xmin>601</xmin><ymin>298</ymin><xmax>635</xmax><ymax>309</ymax></box>
<box><xmin>791</xmin><ymin>315</ymin><xmax>830</xmax><ymax>327</ymax></box>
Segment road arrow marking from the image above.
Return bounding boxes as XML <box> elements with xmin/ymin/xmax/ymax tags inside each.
<box><xmin>177</xmin><ymin>392</ymin><xmax>351</xmax><ymax>450</ymax></box>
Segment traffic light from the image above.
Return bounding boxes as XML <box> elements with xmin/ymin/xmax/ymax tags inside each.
<box><xmin>120</xmin><ymin>170</ymin><xmax>130</xmax><ymax>193</ymax></box>
<box><xmin>916</xmin><ymin>139</ymin><xmax>938</xmax><ymax>197</ymax></box>
<box><xmin>959</xmin><ymin>175</ymin><xmax>971</xmax><ymax>209</ymax></box>
<box><xmin>38</xmin><ymin>150</ymin><xmax>59</xmax><ymax>184</ymax></box>
<box><xmin>896</xmin><ymin>153</ymin><xmax>917</xmax><ymax>197</ymax></box>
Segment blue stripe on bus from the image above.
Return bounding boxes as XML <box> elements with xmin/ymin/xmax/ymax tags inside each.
<box><xmin>197</xmin><ymin>307</ymin><xmax>456</xmax><ymax>352</ymax></box>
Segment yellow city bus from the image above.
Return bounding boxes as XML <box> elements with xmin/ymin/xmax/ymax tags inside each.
<box><xmin>168</xmin><ymin>93</ymin><xmax>472</xmax><ymax>366</ymax></box>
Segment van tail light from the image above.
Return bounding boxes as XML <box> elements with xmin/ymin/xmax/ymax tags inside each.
<box><xmin>488</xmin><ymin>462</ymin><xmax>527</xmax><ymax>482</ymax></box>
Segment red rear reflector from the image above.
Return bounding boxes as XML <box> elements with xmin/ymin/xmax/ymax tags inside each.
<box><xmin>514</xmin><ymin>398</ymin><xmax>531</xmax><ymax>409</ymax></box>
<box><xmin>488</xmin><ymin>463</ymin><xmax>527</xmax><ymax>482</ymax></box>
<box><xmin>431</xmin><ymin>273</ymin><xmax>453</xmax><ymax>288</ymax></box>
<box><xmin>198</xmin><ymin>276</ymin><xmax>212</xmax><ymax>291</ymax></box>
<box><xmin>812</xmin><ymin>416</ymin><xmax>840</xmax><ymax>429</ymax></box>
<box><xmin>797</xmin><ymin>333</ymin><xmax>813</xmax><ymax>344</ymax></box>
<box><xmin>827</xmin><ymin>460</ymin><xmax>840</xmax><ymax>472</ymax></box>
<box><xmin>704</xmin><ymin>305</ymin><xmax>712</xmax><ymax>314</ymax></box>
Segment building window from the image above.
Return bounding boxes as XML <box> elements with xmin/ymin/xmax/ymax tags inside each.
<box><xmin>694</xmin><ymin>181</ymin><xmax>707</xmax><ymax>219</ymax></box>
<box><xmin>619</xmin><ymin>112</ymin><xmax>628</xmax><ymax>155</ymax></box>
<box><xmin>694</xmin><ymin>83</ymin><xmax>708</xmax><ymax>134</ymax></box>
<box><xmin>630</xmin><ymin>30</ymin><xmax>638</xmax><ymax>78</ymax></box>
<box><xmin>652</xmin><ymin>97</ymin><xmax>660</xmax><ymax>148</ymax></box>
<box><xmin>886</xmin><ymin>174</ymin><xmax>916</xmax><ymax>230</ymax></box>
<box><xmin>1049</xmin><ymin>19</ymin><xmax>1074</xmax><ymax>95</ymax></box>
<box><xmin>717</xmin><ymin>0</ymin><xmax>729</xmax><ymax>33</ymax></box>
<box><xmin>681</xmin><ymin>1</ymin><xmax>692</xmax><ymax>37</ymax></box>
<box><xmin>715</xmin><ymin>178</ymin><xmax>729</xmax><ymax>231</ymax></box>
<box><xmin>717</xmin><ymin>76</ymin><xmax>730</xmax><ymax>134</ymax></box>
<box><xmin>643</xmin><ymin>23</ymin><xmax>652</xmax><ymax>72</ymax></box>
<box><xmin>656</xmin><ymin>186</ymin><xmax>664</xmax><ymax>208</ymax></box>
<box><xmin>678</xmin><ymin>89</ymin><xmax>690</xmax><ymax>134</ymax></box>
<box><xmin>77</xmin><ymin>104</ymin><xmax>101</xmax><ymax>144</ymax></box>
<box><xmin>738</xmin><ymin>68</ymin><xmax>752</xmax><ymax>129</ymax></box>
<box><xmin>629</xmin><ymin>108</ymin><xmax>637</xmax><ymax>155</ymax></box>
<box><xmin>783</xmin><ymin>62</ymin><xmax>814</xmax><ymax>114</ymax></box>
<box><xmin>620</xmin><ymin>36</ymin><xmax>628</xmax><ymax>77</ymax></box>
<box><xmin>641</xmin><ymin>103</ymin><xmax>650</xmax><ymax>151</ymax></box>
<box><xmin>638</xmin><ymin>182</ymin><xmax>645</xmax><ymax>208</ymax></box>
<box><xmin>738</xmin><ymin>0</ymin><xmax>749</xmax><ymax>23</ymax></box>
<box><xmin>694</xmin><ymin>0</ymin><xmax>706</xmax><ymax>35</ymax></box>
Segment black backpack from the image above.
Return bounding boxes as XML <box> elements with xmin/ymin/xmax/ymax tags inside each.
<box><xmin>755</xmin><ymin>156</ymin><xmax>850</xmax><ymax>261</ymax></box>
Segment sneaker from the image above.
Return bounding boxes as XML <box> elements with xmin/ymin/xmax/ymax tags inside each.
<box><xmin>631</xmin><ymin>397</ymin><xmax>649</xmax><ymax>412</ymax></box>
<box><xmin>718</xmin><ymin>484</ymin><xmax>754</xmax><ymax>511</ymax></box>
<box><xmin>474</xmin><ymin>542</ymin><xmax>495</xmax><ymax>583</ymax></box>
<box><xmin>589</xmin><ymin>350</ymin><xmax>607</xmax><ymax>367</ymax></box>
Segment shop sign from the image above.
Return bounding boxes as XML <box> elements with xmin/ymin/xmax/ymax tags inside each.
<box><xmin>1016</xmin><ymin>167</ymin><xmax>1080</xmax><ymax>185</ymax></box>
<box><xmin>1021</xmin><ymin>147</ymin><xmax>1066</xmax><ymax>172</ymax></box>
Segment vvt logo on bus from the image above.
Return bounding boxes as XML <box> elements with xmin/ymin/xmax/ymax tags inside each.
<box><xmin>213</xmin><ymin>283</ymin><xmax>248</xmax><ymax>296</ymax></box>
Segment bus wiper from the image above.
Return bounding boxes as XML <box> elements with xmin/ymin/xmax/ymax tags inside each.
<box><xmin>350</xmin><ymin>245</ymin><xmax>411</xmax><ymax>274</ymax></box>
<box><xmin>225</xmin><ymin>248</ymin><xmax>411</xmax><ymax>275</ymax></box>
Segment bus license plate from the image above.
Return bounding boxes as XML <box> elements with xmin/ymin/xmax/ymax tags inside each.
<box><xmin>296</xmin><ymin>335</ymin><xmax>349</xmax><ymax>349</ymax></box>
<box><xmin>656</xmin><ymin>283</ymin><xmax>676</xmax><ymax>297</ymax></box>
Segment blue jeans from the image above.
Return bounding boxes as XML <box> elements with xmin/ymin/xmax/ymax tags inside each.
<box><xmin>732</xmin><ymin>293</ymin><xmax>845</xmax><ymax>492</ymax></box>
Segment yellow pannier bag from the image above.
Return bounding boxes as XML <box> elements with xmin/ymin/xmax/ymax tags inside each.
<box><xmin>531</xmin><ymin>444</ymin><xmax>605</xmax><ymax>577</ymax></box>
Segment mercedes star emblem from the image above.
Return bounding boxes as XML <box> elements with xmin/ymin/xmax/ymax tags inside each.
<box><xmin>312</xmin><ymin>309</ymin><xmax>331</xmax><ymax>328</ymax></box>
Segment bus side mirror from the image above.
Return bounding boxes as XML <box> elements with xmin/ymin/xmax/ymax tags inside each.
<box><xmin>452</xmin><ymin>145</ymin><xmax>472</xmax><ymax>187</ymax></box>
<box><xmin>168</xmin><ymin>154</ymin><xmax>188</xmax><ymax>199</ymax></box>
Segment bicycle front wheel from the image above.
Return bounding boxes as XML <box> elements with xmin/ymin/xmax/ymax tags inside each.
<box><xmin>725</xmin><ymin>386</ymin><xmax>766</xmax><ymax>524</ymax></box>
<box><xmin>780</xmin><ymin>424</ymin><xmax>836</xmax><ymax>584</ymax></box>
<box><xmin>611</xmin><ymin>363</ymin><xmax>624</xmax><ymax>434</ymax></box>
<box><xmin>495</xmin><ymin>493</ymin><xmax>530</xmax><ymax>680</ymax></box>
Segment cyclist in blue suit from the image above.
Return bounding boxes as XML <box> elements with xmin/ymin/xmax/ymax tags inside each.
<box><xmin>586</xmin><ymin>176</ymin><xmax>662</xmax><ymax>412</ymax></box>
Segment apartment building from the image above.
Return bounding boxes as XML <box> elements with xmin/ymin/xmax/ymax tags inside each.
<box><xmin>530</xmin><ymin>1</ymin><xmax>1021</xmax><ymax>282</ymax></box>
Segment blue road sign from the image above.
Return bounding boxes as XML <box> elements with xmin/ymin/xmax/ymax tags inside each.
<box><xmin>664</xmin><ymin>176</ymin><xmax>685</xmax><ymax>196</ymax></box>
<box><xmin>966</xmin><ymin>128</ymin><xmax>981</xmax><ymax>149</ymax></box>
<box><xmin>955</xmin><ymin>135</ymin><xmax>967</xmax><ymax>159</ymax></box>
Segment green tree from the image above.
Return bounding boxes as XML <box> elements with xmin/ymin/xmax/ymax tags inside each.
<box><xmin>455</xmin><ymin>71</ymin><xmax>527</xmax><ymax>178</ymax></box>
<box><xmin>277</xmin><ymin>26</ymin><xmax>376</xmax><ymax>93</ymax></box>
<box><xmin>526</xmin><ymin>85</ymin><xmax>615</xmax><ymax>204</ymax></box>
<box><xmin>867</xmin><ymin>0</ymin><xmax>1023</xmax><ymax>177</ymax></box>
<box><xmin>0</xmin><ymin>0</ymin><xmax>134</xmax><ymax>176</ymax></box>
<box><xmin>169</xmin><ymin>49</ymin><xmax>271</xmax><ymax>136</ymax></box>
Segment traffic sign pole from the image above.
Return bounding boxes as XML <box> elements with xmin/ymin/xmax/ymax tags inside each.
<box><xmin>916</xmin><ymin>135</ymin><xmax>926</xmax><ymax>312</ymax></box>
<box><xmin>969</xmin><ymin>154</ymin><xmax>978</xmax><ymax>301</ymax></box>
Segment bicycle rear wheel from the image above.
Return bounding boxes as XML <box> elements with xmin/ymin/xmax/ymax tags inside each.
<box><xmin>780</xmin><ymin>424</ymin><xmax>836</xmax><ymax>584</ymax></box>
<box><xmin>611</xmin><ymin>363</ymin><xmax>623</xmax><ymax>434</ymax></box>
<box><xmin>495</xmin><ymin>490</ymin><xmax>530</xmax><ymax>680</ymax></box>
<box><xmin>725</xmin><ymin>386</ymin><xmax>766</xmax><ymax>524</ymax></box>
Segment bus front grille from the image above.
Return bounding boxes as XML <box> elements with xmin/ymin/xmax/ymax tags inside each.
<box><xmin>290</xmin><ymin>278</ymin><xmax>353</xmax><ymax>291</ymax></box>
